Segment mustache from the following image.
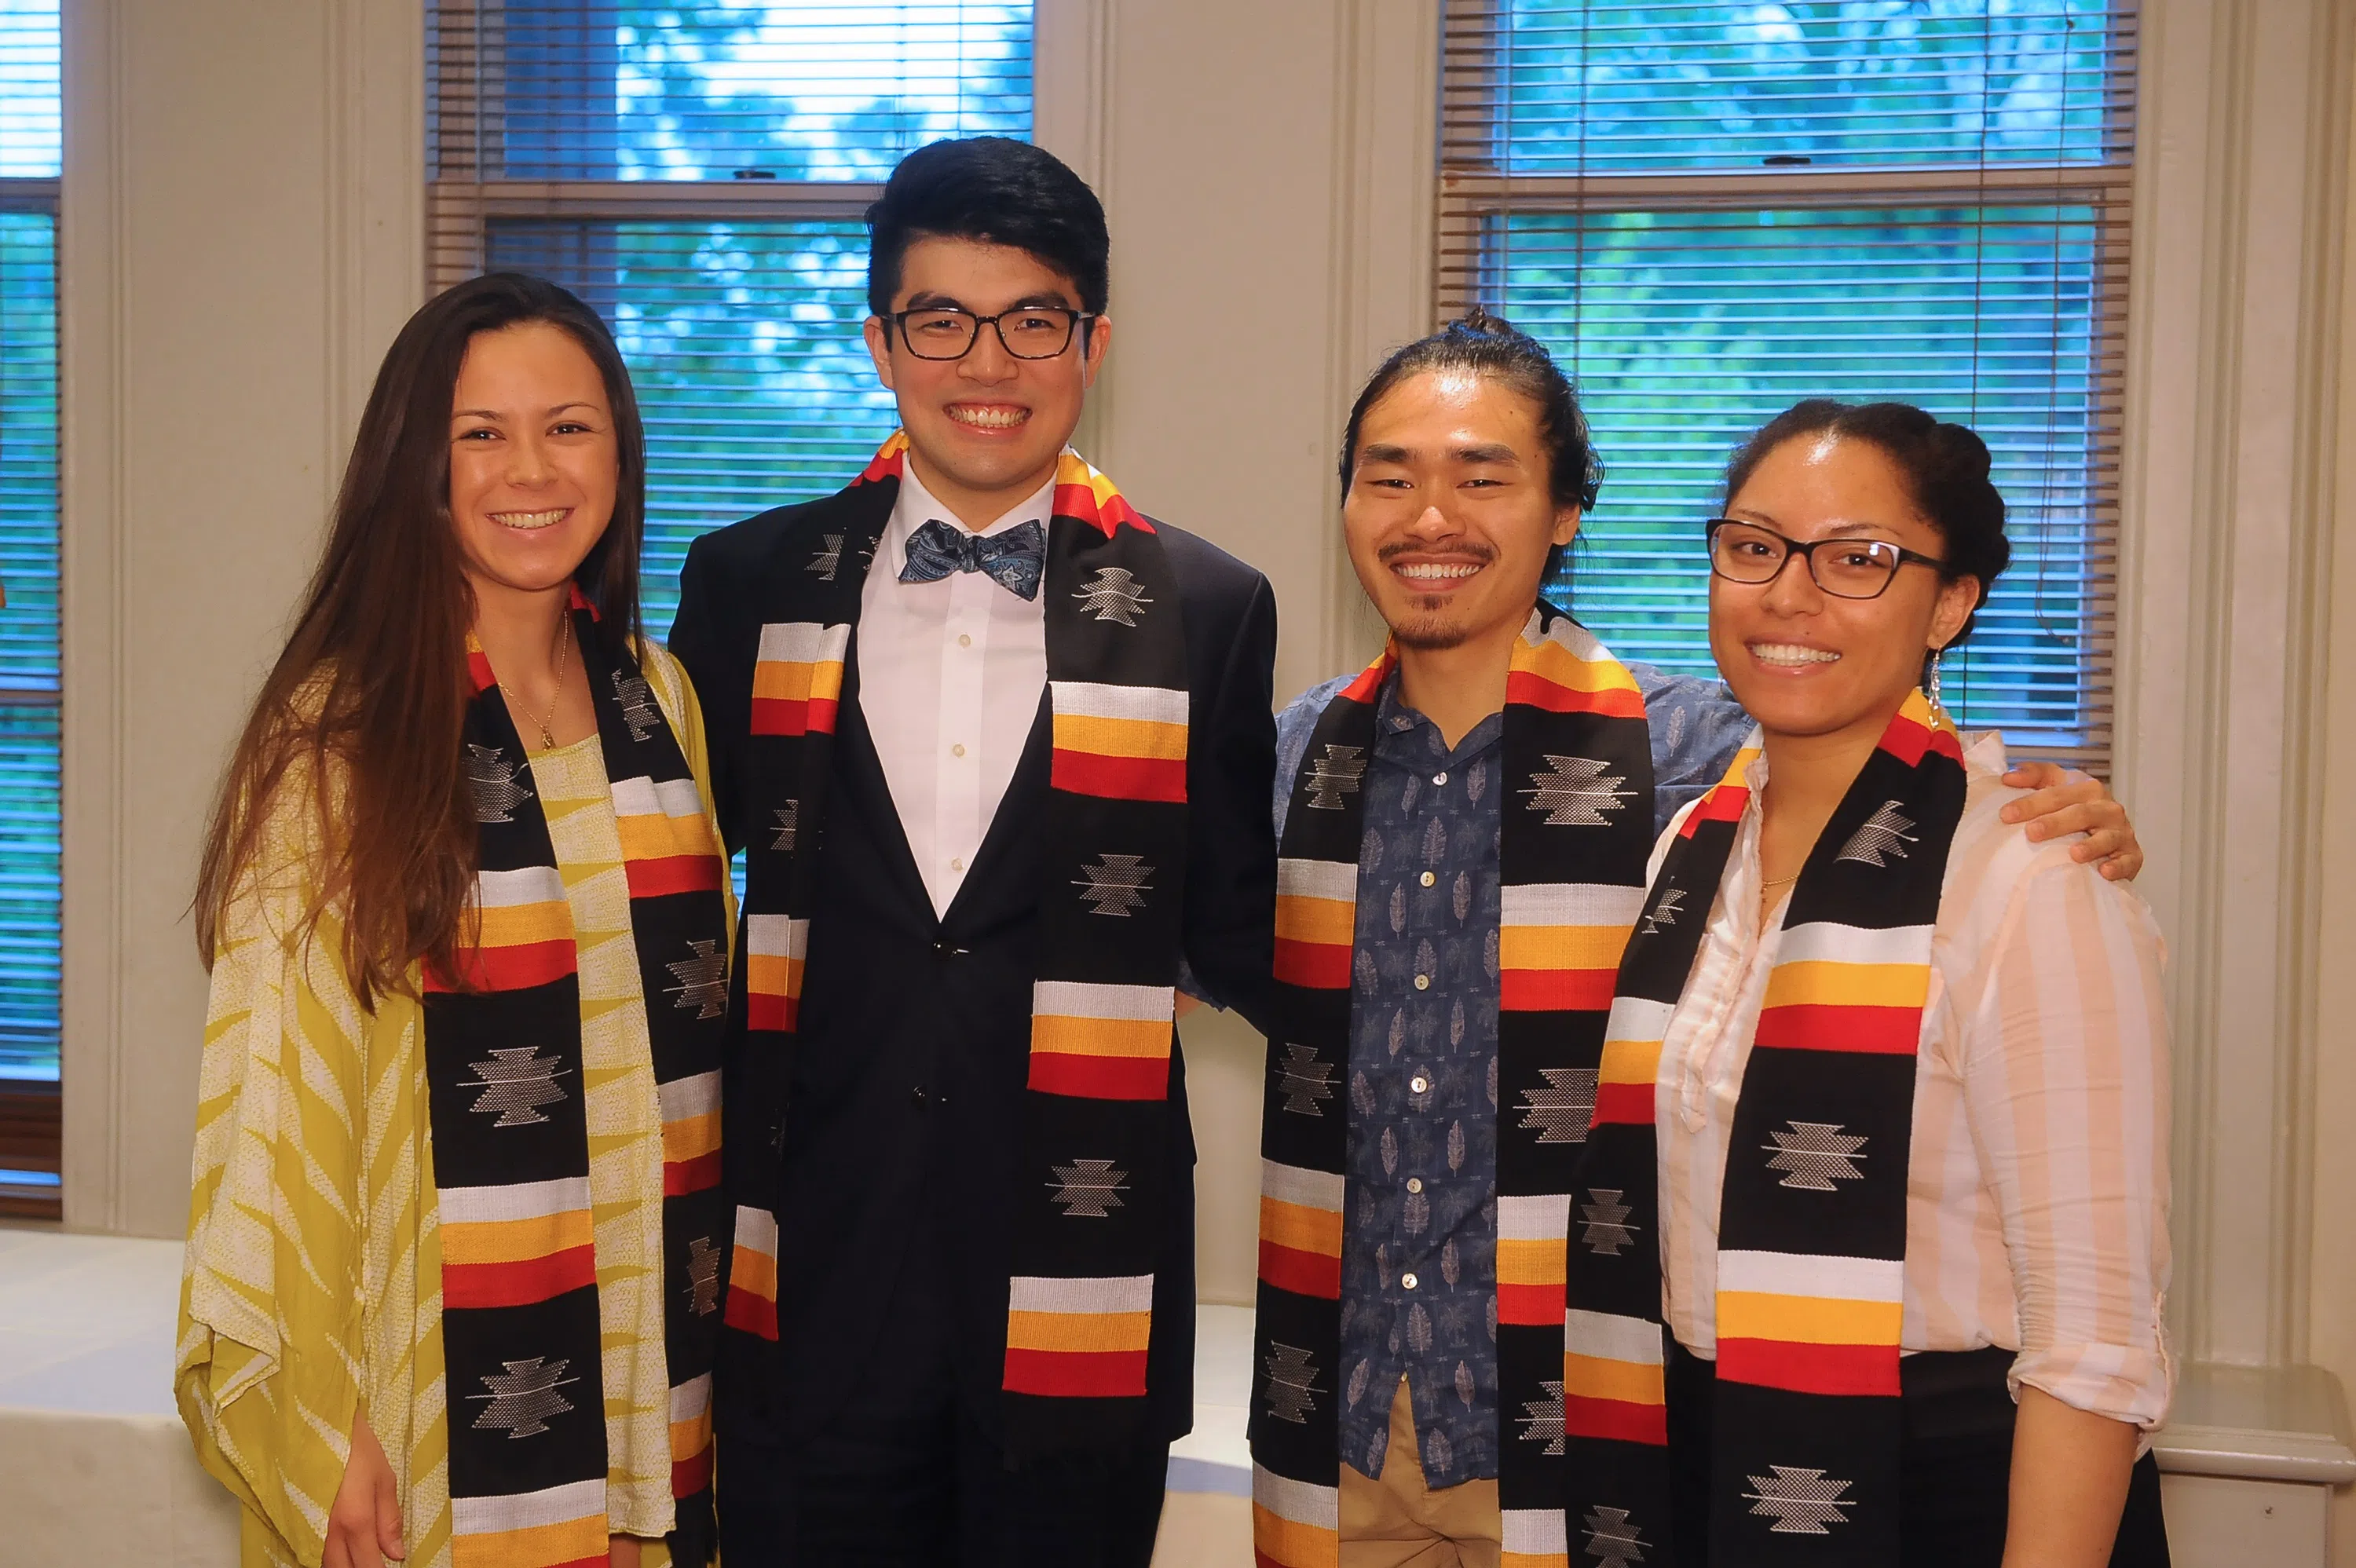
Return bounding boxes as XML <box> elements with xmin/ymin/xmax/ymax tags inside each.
<box><xmin>1376</xmin><ymin>539</ymin><xmax>1497</xmax><ymax>567</ymax></box>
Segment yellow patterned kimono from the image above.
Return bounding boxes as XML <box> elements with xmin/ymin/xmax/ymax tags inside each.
<box><xmin>177</xmin><ymin>643</ymin><xmax>733</xmax><ymax>1568</ymax></box>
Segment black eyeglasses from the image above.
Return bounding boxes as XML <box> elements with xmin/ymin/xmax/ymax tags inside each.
<box><xmin>888</xmin><ymin>305</ymin><xmax>1094</xmax><ymax>362</ymax></box>
<box><xmin>1705</xmin><ymin>518</ymin><xmax>1947</xmax><ymax>601</ymax></box>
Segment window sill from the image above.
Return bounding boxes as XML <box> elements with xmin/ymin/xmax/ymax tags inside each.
<box><xmin>2153</xmin><ymin>1362</ymin><xmax>2356</xmax><ymax>1486</ymax></box>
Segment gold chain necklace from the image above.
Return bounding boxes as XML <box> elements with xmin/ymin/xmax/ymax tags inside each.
<box><xmin>496</xmin><ymin>611</ymin><xmax>572</xmax><ymax>750</ymax></box>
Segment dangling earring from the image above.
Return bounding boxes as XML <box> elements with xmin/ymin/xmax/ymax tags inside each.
<box><xmin>1927</xmin><ymin>646</ymin><xmax>1946</xmax><ymax>714</ymax></box>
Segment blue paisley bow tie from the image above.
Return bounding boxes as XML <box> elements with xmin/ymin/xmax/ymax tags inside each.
<box><xmin>898</xmin><ymin>517</ymin><xmax>1047</xmax><ymax>601</ymax></box>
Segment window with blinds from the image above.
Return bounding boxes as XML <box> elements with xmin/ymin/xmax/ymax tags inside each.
<box><xmin>1438</xmin><ymin>1</ymin><xmax>2132</xmax><ymax>766</ymax></box>
<box><xmin>0</xmin><ymin>0</ymin><xmax>61</xmax><ymax>1219</ymax></box>
<box><xmin>427</xmin><ymin>3</ymin><xmax>1033</xmax><ymax>635</ymax></box>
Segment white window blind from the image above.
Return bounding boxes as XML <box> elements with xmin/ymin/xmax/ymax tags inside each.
<box><xmin>427</xmin><ymin>2</ymin><xmax>1033</xmax><ymax>634</ymax></box>
<box><xmin>1438</xmin><ymin>1</ymin><xmax>2134</xmax><ymax>766</ymax></box>
<box><xmin>0</xmin><ymin>0</ymin><xmax>61</xmax><ymax>1218</ymax></box>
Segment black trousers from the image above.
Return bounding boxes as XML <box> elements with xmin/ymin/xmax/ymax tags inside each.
<box><xmin>714</xmin><ymin>1230</ymin><xmax>1169</xmax><ymax>1568</ymax></box>
<box><xmin>1665</xmin><ymin>1343</ymin><xmax>2170</xmax><ymax>1567</ymax></box>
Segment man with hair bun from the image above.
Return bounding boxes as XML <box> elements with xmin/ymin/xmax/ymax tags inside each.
<box><xmin>1246</xmin><ymin>313</ymin><xmax>2144</xmax><ymax>1566</ymax></box>
<box><xmin>670</xmin><ymin>136</ymin><xmax>1280</xmax><ymax>1564</ymax></box>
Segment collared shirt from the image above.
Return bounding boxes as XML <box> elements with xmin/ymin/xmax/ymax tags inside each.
<box><xmin>1652</xmin><ymin>733</ymin><xmax>2174</xmax><ymax>1431</ymax></box>
<box><xmin>858</xmin><ymin>459</ymin><xmax>1057</xmax><ymax>916</ymax></box>
<box><xmin>1273</xmin><ymin>658</ymin><xmax>1751</xmax><ymax>1487</ymax></box>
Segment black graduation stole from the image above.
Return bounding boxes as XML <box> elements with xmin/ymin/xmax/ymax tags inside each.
<box><xmin>1248</xmin><ymin>607</ymin><xmax>1655</xmax><ymax>1567</ymax></box>
<box><xmin>1562</xmin><ymin>692</ymin><xmax>1967</xmax><ymax>1566</ymax></box>
<box><xmin>717</xmin><ymin>433</ymin><xmax>1190</xmax><ymax>1457</ymax></box>
<box><xmin>421</xmin><ymin>590</ymin><xmax>732</xmax><ymax>1566</ymax></box>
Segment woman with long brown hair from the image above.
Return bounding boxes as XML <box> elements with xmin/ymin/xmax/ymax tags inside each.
<box><xmin>178</xmin><ymin>273</ymin><xmax>731</xmax><ymax>1568</ymax></box>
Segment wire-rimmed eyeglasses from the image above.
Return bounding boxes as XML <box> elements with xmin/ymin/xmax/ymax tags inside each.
<box><xmin>888</xmin><ymin>305</ymin><xmax>1095</xmax><ymax>362</ymax></box>
<box><xmin>1704</xmin><ymin>518</ymin><xmax>1947</xmax><ymax>601</ymax></box>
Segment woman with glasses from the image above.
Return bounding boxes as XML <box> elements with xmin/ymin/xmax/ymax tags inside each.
<box><xmin>178</xmin><ymin>274</ymin><xmax>731</xmax><ymax>1568</ymax></box>
<box><xmin>1560</xmin><ymin>399</ymin><xmax>2171</xmax><ymax>1566</ymax></box>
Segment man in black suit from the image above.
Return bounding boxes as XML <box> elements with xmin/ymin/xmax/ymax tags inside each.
<box><xmin>668</xmin><ymin>136</ymin><xmax>1278</xmax><ymax>1566</ymax></box>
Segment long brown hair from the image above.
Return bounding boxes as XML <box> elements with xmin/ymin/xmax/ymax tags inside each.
<box><xmin>194</xmin><ymin>272</ymin><xmax>649</xmax><ymax>1003</ymax></box>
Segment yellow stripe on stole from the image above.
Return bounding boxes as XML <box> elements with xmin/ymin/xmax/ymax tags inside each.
<box><xmin>1517</xmin><ymin>631</ymin><xmax>1645</xmax><ymax>695</ymax></box>
<box><xmin>1052</xmin><ymin>711</ymin><xmax>1187</xmax><ymax>761</ymax></box>
<box><xmin>474</xmin><ymin>899</ymin><xmax>572</xmax><ymax>948</ymax></box>
<box><xmin>1495</xmin><ymin>1237</ymin><xmax>1564</xmax><ymax>1288</ymax></box>
<box><xmin>1562</xmin><ymin>1350</ymin><xmax>1667</xmax><ymax>1405</ymax></box>
<box><xmin>1259</xmin><ymin>1195</ymin><xmax>1343</xmax><ymax>1258</ymax></box>
<box><xmin>1716</xmin><ymin>1291</ymin><xmax>1904</xmax><ymax>1346</ymax></box>
<box><xmin>1498</xmin><ymin>923</ymin><xmax>1636</xmax><ymax>972</ymax></box>
<box><xmin>615</xmin><ymin>810</ymin><xmax>719</xmax><ymax>864</ymax></box>
<box><xmin>1599</xmin><ymin>1036</ymin><xmax>1663</xmax><ymax>1089</ymax></box>
<box><xmin>1762</xmin><ymin>959</ymin><xmax>1932</xmax><ymax>1011</ymax></box>
<box><xmin>452</xmin><ymin>1515</ymin><xmax>609</xmax><ymax>1568</ymax></box>
<box><xmin>752</xmin><ymin>657</ymin><xmax>844</xmax><ymax>703</ymax></box>
<box><xmin>1253</xmin><ymin>1508</ymin><xmax>1341</xmax><ymax>1568</ymax></box>
<box><xmin>439</xmin><ymin>1208</ymin><xmax>594</xmax><ymax>1267</ymax></box>
<box><xmin>1005</xmin><ymin>1309</ymin><xmax>1154</xmax><ymax>1354</ymax></box>
<box><xmin>1275</xmin><ymin>894</ymin><xmax>1354</xmax><ymax>947</ymax></box>
<box><xmin>1029</xmin><ymin>1014</ymin><xmax>1173</xmax><ymax>1058</ymax></box>
<box><xmin>745</xmin><ymin>953</ymin><xmax>804</xmax><ymax>996</ymax></box>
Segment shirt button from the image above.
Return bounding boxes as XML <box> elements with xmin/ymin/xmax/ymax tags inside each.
<box><xmin>958</xmin><ymin>633</ymin><xmax>972</xmax><ymax>648</ymax></box>
<box><xmin>1410</xmin><ymin>1074</ymin><xmax>1429</xmax><ymax>1095</ymax></box>
<box><xmin>1432</xmin><ymin>771</ymin><xmax>1447</xmax><ymax>786</ymax></box>
<box><xmin>1407</xmin><ymin>1177</ymin><xmax>1424</xmax><ymax>1194</ymax></box>
<box><xmin>952</xmin><ymin>743</ymin><xmax>968</xmax><ymax>758</ymax></box>
<box><xmin>1420</xmin><ymin>871</ymin><xmax>1436</xmax><ymax>888</ymax></box>
<box><xmin>1401</xmin><ymin>1272</ymin><xmax>1419</xmax><ymax>1291</ymax></box>
<box><xmin>1414</xmin><ymin>974</ymin><xmax>1430</xmax><ymax>991</ymax></box>
<box><xmin>950</xmin><ymin>857</ymin><xmax>964</xmax><ymax>872</ymax></box>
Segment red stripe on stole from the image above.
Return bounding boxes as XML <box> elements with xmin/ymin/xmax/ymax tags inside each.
<box><xmin>672</xmin><ymin>1446</ymin><xmax>713</xmax><ymax>1500</ymax></box>
<box><xmin>1753</xmin><ymin>1003</ymin><xmax>1921</xmax><ymax>1055</ymax></box>
<box><xmin>751</xmin><ymin>695</ymin><xmax>840</xmax><ymax>736</ymax></box>
<box><xmin>724</xmin><ymin>1286</ymin><xmax>778</xmax><ymax>1340</ymax></box>
<box><xmin>442</xmin><ymin>1245</ymin><xmax>596</xmax><ymax>1310</ymax></box>
<box><xmin>624</xmin><ymin>853</ymin><xmax>724</xmax><ymax>900</ymax></box>
<box><xmin>1564</xmin><ymin>1393</ymin><xmax>1669</xmax><ymax>1446</ymax></box>
<box><xmin>1592</xmin><ymin>1080</ymin><xmax>1654</xmax><ymax>1126</ymax></box>
<box><xmin>746</xmin><ymin>993</ymin><xmax>799</xmax><ymax>1033</ymax></box>
<box><xmin>1274</xmin><ymin>938</ymin><xmax>1352</xmax><ymax>990</ymax></box>
<box><xmin>664</xmin><ymin>1150</ymin><xmax>723</xmax><ymax>1197</ymax></box>
<box><xmin>1504</xmin><ymin>669</ymin><xmax>1647</xmax><ymax>719</ymax></box>
<box><xmin>1051</xmin><ymin>748</ymin><xmax>1187</xmax><ymax>803</ymax></box>
<box><xmin>1879</xmin><ymin>711</ymin><xmax>1962</xmax><ymax>767</ymax></box>
<box><xmin>467</xmin><ymin>647</ymin><xmax>498</xmax><ymax>693</ymax></box>
<box><xmin>1052</xmin><ymin>481</ymin><xmax>1151</xmax><ymax>536</ymax></box>
<box><xmin>1499</xmin><ymin>967</ymin><xmax>1617</xmax><ymax>1012</ymax></box>
<box><xmin>1004</xmin><ymin>1346</ymin><xmax>1151</xmax><ymax>1398</ymax></box>
<box><xmin>1027</xmin><ymin>1052</ymin><xmax>1170</xmax><ymax>1101</ymax></box>
<box><xmin>1259</xmin><ymin>1240</ymin><xmax>1341</xmax><ymax>1300</ymax></box>
<box><xmin>1497</xmin><ymin>1280</ymin><xmax>1564</xmax><ymax>1326</ymax></box>
<box><xmin>1681</xmin><ymin>786</ymin><xmax>1751</xmax><ymax>835</ymax></box>
<box><xmin>1717</xmin><ymin>1336</ymin><xmax>1901</xmax><ymax>1397</ymax></box>
<box><xmin>423</xmin><ymin>938</ymin><xmax>576</xmax><ymax>995</ymax></box>
<box><xmin>1339</xmin><ymin>660</ymin><xmax>1392</xmax><ymax>705</ymax></box>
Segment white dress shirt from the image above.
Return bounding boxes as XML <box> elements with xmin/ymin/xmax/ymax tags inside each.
<box><xmin>857</xmin><ymin>459</ymin><xmax>1055</xmax><ymax>917</ymax></box>
<box><xmin>1646</xmin><ymin>732</ymin><xmax>2174</xmax><ymax>1431</ymax></box>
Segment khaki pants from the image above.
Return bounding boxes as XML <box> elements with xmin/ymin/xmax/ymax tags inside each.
<box><xmin>1337</xmin><ymin>1378</ymin><xmax>1503</xmax><ymax>1568</ymax></box>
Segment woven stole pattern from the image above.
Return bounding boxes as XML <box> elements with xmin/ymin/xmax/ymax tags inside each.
<box><xmin>1562</xmin><ymin>692</ymin><xmax>1966</xmax><ymax>1567</ymax></box>
<box><xmin>1248</xmin><ymin>609</ymin><xmax>1654</xmax><ymax>1568</ymax></box>
<box><xmin>424</xmin><ymin>595</ymin><xmax>732</xmax><ymax>1568</ymax></box>
<box><xmin>719</xmin><ymin>434</ymin><xmax>1188</xmax><ymax>1458</ymax></box>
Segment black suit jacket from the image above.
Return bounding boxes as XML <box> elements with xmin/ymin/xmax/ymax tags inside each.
<box><xmin>669</xmin><ymin>479</ymin><xmax>1277</xmax><ymax>1448</ymax></box>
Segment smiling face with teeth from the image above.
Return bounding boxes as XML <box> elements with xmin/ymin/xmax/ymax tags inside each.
<box><xmin>1708</xmin><ymin>433</ymin><xmax>1980</xmax><ymax>751</ymax></box>
<box><xmin>1342</xmin><ymin>369</ymin><xmax>1580</xmax><ymax>660</ymax></box>
<box><xmin>448</xmin><ymin>320</ymin><xmax>619</xmax><ymax>614</ymax></box>
<box><xmin>862</xmin><ymin>236</ymin><xmax>1109</xmax><ymax>531</ymax></box>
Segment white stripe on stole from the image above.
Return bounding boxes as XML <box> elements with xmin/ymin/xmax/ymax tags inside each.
<box><xmin>670</xmin><ymin>1371</ymin><xmax>712</xmax><ymax>1423</ymax></box>
<box><xmin>1049</xmin><ymin>679</ymin><xmax>1190</xmax><ymax>726</ymax></box>
<box><xmin>1253</xmin><ymin>1464</ymin><xmax>1340</xmax><ymax>1528</ymax></box>
<box><xmin>1602</xmin><ymin>995</ymin><xmax>1675</xmax><ymax>1043</ymax></box>
<box><xmin>744</xmin><ymin>914</ymin><xmax>809</xmax><ymax>959</ymax></box>
<box><xmin>475</xmin><ymin>864</ymin><xmax>568</xmax><ymax>908</ymax></box>
<box><xmin>657</xmin><ymin>1069</ymin><xmax>719</xmax><ymax>1120</ymax></box>
<box><xmin>732</xmin><ymin>1204</ymin><xmax>779</xmax><ymax>1259</ymax></box>
<box><xmin>1774</xmin><ymin>919</ymin><xmax>1937</xmax><ymax>967</ymax></box>
<box><xmin>1278</xmin><ymin>857</ymin><xmax>1358</xmax><ymax>902</ymax></box>
<box><xmin>451</xmin><ymin>1477</ymin><xmax>606</xmax><ymax>1535</ymax></box>
<box><xmin>1031</xmin><ymin>979</ymin><xmax>1174</xmax><ymax>1022</ymax></box>
<box><xmin>1008</xmin><ymin>1274</ymin><xmax>1155</xmax><ymax>1314</ymax></box>
<box><xmin>755</xmin><ymin>621</ymin><xmax>850</xmax><ymax>663</ymax></box>
<box><xmin>1564</xmin><ymin>1308</ymin><xmax>1668</xmax><ymax>1365</ymax></box>
<box><xmin>437</xmin><ymin>1175</ymin><xmax>592</xmax><ymax>1226</ymax></box>
<box><xmin>1498</xmin><ymin>1192</ymin><xmax>1570</xmax><ymax>1242</ymax></box>
<box><xmin>1718</xmin><ymin>1250</ymin><xmax>1904</xmax><ymax>1303</ymax></box>
<box><xmin>1499</xmin><ymin>883</ymin><xmax>1649</xmax><ymax>927</ymax></box>
<box><xmin>1260</xmin><ymin>1159</ymin><xmax>1345</xmax><ymax>1212</ymax></box>
<box><xmin>609</xmin><ymin>774</ymin><xmax>704</xmax><ymax>819</ymax></box>
<box><xmin>1502</xmin><ymin>1506</ymin><xmax>1570</xmax><ymax>1554</ymax></box>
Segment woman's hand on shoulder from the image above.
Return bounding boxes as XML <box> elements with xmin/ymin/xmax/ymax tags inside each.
<box><xmin>2000</xmin><ymin>761</ymin><xmax>2142</xmax><ymax>882</ymax></box>
<box><xmin>324</xmin><ymin>1408</ymin><xmax>404</xmax><ymax>1568</ymax></box>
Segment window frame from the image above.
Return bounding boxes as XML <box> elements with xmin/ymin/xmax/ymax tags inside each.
<box><xmin>0</xmin><ymin>166</ymin><xmax>60</xmax><ymax>1220</ymax></box>
<box><xmin>1432</xmin><ymin>1</ymin><xmax>2138</xmax><ymax>770</ymax></box>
